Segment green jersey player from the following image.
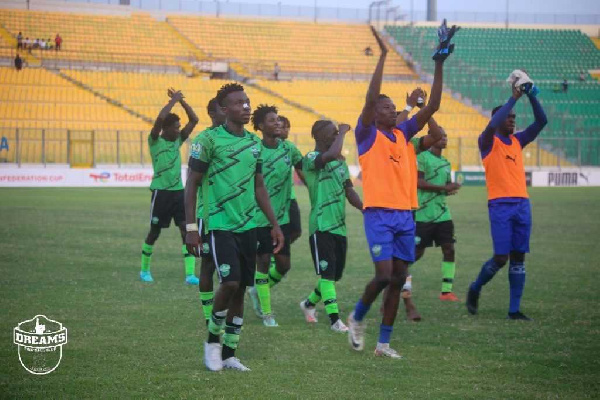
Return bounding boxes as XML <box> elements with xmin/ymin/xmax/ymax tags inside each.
<box><xmin>140</xmin><ymin>88</ymin><xmax>199</xmax><ymax>285</ymax></box>
<box><xmin>299</xmin><ymin>120</ymin><xmax>363</xmax><ymax>333</ymax></box>
<box><xmin>185</xmin><ymin>83</ymin><xmax>283</xmax><ymax>372</ymax></box>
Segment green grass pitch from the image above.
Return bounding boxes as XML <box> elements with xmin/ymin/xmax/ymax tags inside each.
<box><xmin>0</xmin><ymin>187</ymin><xmax>599</xmax><ymax>399</ymax></box>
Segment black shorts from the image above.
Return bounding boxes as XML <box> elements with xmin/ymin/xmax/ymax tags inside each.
<box><xmin>415</xmin><ymin>220</ymin><xmax>455</xmax><ymax>249</ymax></box>
<box><xmin>289</xmin><ymin>199</ymin><xmax>302</xmax><ymax>234</ymax></box>
<box><xmin>309</xmin><ymin>231</ymin><xmax>347</xmax><ymax>282</ymax></box>
<box><xmin>197</xmin><ymin>218</ymin><xmax>212</xmax><ymax>259</ymax></box>
<box><xmin>150</xmin><ymin>189</ymin><xmax>185</xmax><ymax>229</ymax></box>
<box><xmin>209</xmin><ymin>229</ymin><xmax>257</xmax><ymax>286</ymax></box>
<box><xmin>256</xmin><ymin>224</ymin><xmax>291</xmax><ymax>257</ymax></box>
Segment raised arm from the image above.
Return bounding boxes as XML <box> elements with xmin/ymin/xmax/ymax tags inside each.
<box><xmin>179</xmin><ymin>98</ymin><xmax>199</xmax><ymax>142</ymax></box>
<box><xmin>316</xmin><ymin>124</ymin><xmax>350</xmax><ymax>169</ymax></box>
<box><xmin>255</xmin><ymin>173</ymin><xmax>284</xmax><ymax>254</ymax></box>
<box><xmin>414</xmin><ymin>61</ymin><xmax>443</xmax><ymax>130</ymax></box>
<box><xmin>479</xmin><ymin>85</ymin><xmax>521</xmax><ymax>155</ymax></box>
<box><xmin>359</xmin><ymin>26</ymin><xmax>388</xmax><ymax>129</ymax></box>
<box><xmin>420</xmin><ymin>116</ymin><xmax>444</xmax><ymax>150</ymax></box>
<box><xmin>514</xmin><ymin>94</ymin><xmax>548</xmax><ymax>148</ymax></box>
<box><xmin>396</xmin><ymin>88</ymin><xmax>424</xmax><ymax>125</ymax></box>
<box><xmin>150</xmin><ymin>90</ymin><xmax>183</xmax><ymax>141</ymax></box>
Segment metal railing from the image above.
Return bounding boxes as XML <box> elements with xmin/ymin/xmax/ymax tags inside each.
<box><xmin>0</xmin><ymin>128</ymin><xmax>597</xmax><ymax>168</ymax></box>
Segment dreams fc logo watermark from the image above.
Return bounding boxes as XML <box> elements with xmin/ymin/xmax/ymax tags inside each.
<box><xmin>13</xmin><ymin>315</ymin><xmax>68</xmax><ymax>375</ymax></box>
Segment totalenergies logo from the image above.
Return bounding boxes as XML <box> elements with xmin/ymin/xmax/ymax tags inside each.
<box><xmin>89</xmin><ymin>172</ymin><xmax>111</xmax><ymax>183</ymax></box>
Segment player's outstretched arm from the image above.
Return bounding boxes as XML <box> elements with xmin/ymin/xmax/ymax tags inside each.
<box><xmin>179</xmin><ymin>97</ymin><xmax>200</xmax><ymax>142</ymax></box>
<box><xmin>150</xmin><ymin>90</ymin><xmax>183</xmax><ymax>141</ymax></box>
<box><xmin>479</xmin><ymin>83</ymin><xmax>521</xmax><ymax>155</ymax></box>
<box><xmin>360</xmin><ymin>26</ymin><xmax>388</xmax><ymax>128</ymax></box>
<box><xmin>345</xmin><ymin>186</ymin><xmax>363</xmax><ymax>210</ymax></box>
<box><xmin>417</xmin><ymin>171</ymin><xmax>460</xmax><ymax>193</ymax></box>
<box><xmin>255</xmin><ymin>173</ymin><xmax>284</xmax><ymax>254</ymax></box>
<box><xmin>316</xmin><ymin>124</ymin><xmax>350</xmax><ymax>169</ymax></box>
<box><xmin>514</xmin><ymin>93</ymin><xmax>548</xmax><ymax>148</ymax></box>
<box><xmin>414</xmin><ymin>61</ymin><xmax>443</xmax><ymax>130</ymax></box>
<box><xmin>184</xmin><ymin>169</ymin><xmax>204</xmax><ymax>257</ymax></box>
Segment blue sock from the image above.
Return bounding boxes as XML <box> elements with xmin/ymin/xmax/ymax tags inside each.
<box><xmin>471</xmin><ymin>257</ymin><xmax>503</xmax><ymax>292</ymax></box>
<box><xmin>353</xmin><ymin>299</ymin><xmax>371</xmax><ymax>322</ymax></box>
<box><xmin>508</xmin><ymin>262</ymin><xmax>526</xmax><ymax>313</ymax></box>
<box><xmin>378</xmin><ymin>324</ymin><xmax>393</xmax><ymax>344</ymax></box>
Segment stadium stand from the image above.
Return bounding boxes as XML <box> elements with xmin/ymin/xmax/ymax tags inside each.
<box><xmin>0</xmin><ymin>10</ymin><xmax>196</xmax><ymax>67</ymax></box>
<box><xmin>167</xmin><ymin>16</ymin><xmax>415</xmax><ymax>79</ymax></box>
<box><xmin>386</xmin><ymin>25</ymin><xmax>600</xmax><ymax>165</ymax></box>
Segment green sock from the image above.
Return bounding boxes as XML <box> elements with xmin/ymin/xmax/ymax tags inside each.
<box><xmin>320</xmin><ymin>279</ymin><xmax>339</xmax><ymax>323</ymax></box>
<box><xmin>141</xmin><ymin>243</ymin><xmax>153</xmax><ymax>272</ymax></box>
<box><xmin>182</xmin><ymin>245</ymin><xmax>195</xmax><ymax>276</ymax></box>
<box><xmin>199</xmin><ymin>291</ymin><xmax>214</xmax><ymax>324</ymax></box>
<box><xmin>441</xmin><ymin>261</ymin><xmax>456</xmax><ymax>293</ymax></box>
<box><xmin>223</xmin><ymin>317</ymin><xmax>243</xmax><ymax>353</ymax></box>
<box><xmin>268</xmin><ymin>265</ymin><xmax>284</xmax><ymax>288</ymax></box>
<box><xmin>306</xmin><ymin>280</ymin><xmax>322</xmax><ymax>306</ymax></box>
<box><xmin>255</xmin><ymin>271</ymin><xmax>271</xmax><ymax>315</ymax></box>
<box><xmin>208</xmin><ymin>310</ymin><xmax>226</xmax><ymax>338</ymax></box>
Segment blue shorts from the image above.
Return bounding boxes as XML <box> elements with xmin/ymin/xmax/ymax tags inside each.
<box><xmin>488</xmin><ymin>199</ymin><xmax>532</xmax><ymax>255</ymax></box>
<box><xmin>363</xmin><ymin>208</ymin><xmax>416</xmax><ymax>263</ymax></box>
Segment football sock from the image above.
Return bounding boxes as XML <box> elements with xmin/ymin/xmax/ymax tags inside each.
<box><xmin>353</xmin><ymin>298</ymin><xmax>371</xmax><ymax>322</ymax></box>
<box><xmin>508</xmin><ymin>262</ymin><xmax>526</xmax><ymax>313</ymax></box>
<box><xmin>268</xmin><ymin>265</ymin><xmax>283</xmax><ymax>288</ymax></box>
<box><xmin>208</xmin><ymin>309</ymin><xmax>227</xmax><ymax>343</ymax></box>
<box><xmin>320</xmin><ymin>279</ymin><xmax>339</xmax><ymax>324</ymax></box>
<box><xmin>441</xmin><ymin>261</ymin><xmax>456</xmax><ymax>293</ymax></box>
<box><xmin>471</xmin><ymin>257</ymin><xmax>502</xmax><ymax>292</ymax></box>
<box><xmin>378</xmin><ymin>324</ymin><xmax>393</xmax><ymax>344</ymax></box>
<box><xmin>402</xmin><ymin>275</ymin><xmax>413</xmax><ymax>292</ymax></box>
<box><xmin>222</xmin><ymin>316</ymin><xmax>243</xmax><ymax>360</ymax></box>
<box><xmin>182</xmin><ymin>245</ymin><xmax>195</xmax><ymax>276</ymax></box>
<box><xmin>199</xmin><ymin>291</ymin><xmax>214</xmax><ymax>325</ymax></box>
<box><xmin>141</xmin><ymin>243</ymin><xmax>153</xmax><ymax>272</ymax></box>
<box><xmin>255</xmin><ymin>271</ymin><xmax>271</xmax><ymax>315</ymax></box>
<box><xmin>305</xmin><ymin>281</ymin><xmax>322</xmax><ymax>307</ymax></box>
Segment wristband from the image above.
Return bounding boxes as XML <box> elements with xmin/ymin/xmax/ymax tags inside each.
<box><xmin>404</xmin><ymin>105</ymin><xmax>413</xmax><ymax>112</ymax></box>
<box><xmin>185</xmin><ymin>223</ymin><xmax>199</xmax><ymax>232</ymax></box>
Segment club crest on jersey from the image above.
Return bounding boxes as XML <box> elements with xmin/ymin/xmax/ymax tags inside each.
<box><xmin>371</xmin><ymin>244</ymin><xmax>382</xmax><ymax>257</ymax></box>
<box><xmin>319</xmin><ymin>260</ymin><xmax>328</xmax><ymax>271</ymax></box>
<box><xmin>251</xmin><ymin>146</ymin><xmax>260</xmax><ymax>159</ymax></box>
<box><xmin>307</xmin><ymin>152</ymin><xmax>317</xmax><ymax>160</ymax></box>
<box><xmin>190</xmin><ymin>143</ymin><xmax>202</xmax><ymax>158</ymax></box>
<box><xmin>284</xmin><ymin>155</ymin><xmax>291</xmax><ymax>166</ymax></box>
<box><xmin>219</xmin><ymin>264</ymin><xmax>231</xmax><ymax>277</ymax></box>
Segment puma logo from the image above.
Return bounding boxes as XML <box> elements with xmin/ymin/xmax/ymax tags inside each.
<box><xmin>389</xmin><ymin>155</ymin><xmax>400</xmax><ymax>164</ymax></box>
<box><xmin>505</xmin><ymin>155</ymin><xmax>516</xmax><ymax>164</ymax></box>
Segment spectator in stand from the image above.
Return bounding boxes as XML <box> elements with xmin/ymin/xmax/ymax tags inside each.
<box><xmin>364</xmin><ymin>46</ymin><xmax>373</xmax><ymax>56</ymax></box>
<box><xmin>55</xmin><ymin>34</ymin><xmax>62</xmax><ymax>51</ymax></box>
<box><xmin>39</xmin><ymin>39</ymin><xmax>47</xmax><ymax>50</ymax></box>
<box><xmin>17</xmin><ymin>32</ymin><xmax>23</xmax><ymax>49</ymax></box>
<box><xmin>33</xmin><ymin>38</ymin><xmax>40</xmax><ymax>49</ymax></box>
<box><xmin>25</xmin><ymin>37</ymin><xmax>32</xmax><ymax>53</ymax></box>
<box><xmin>274</xmin><ymin>62</ymin><xmax>280</xmax><ymax>81</ymax></box>
<box><xmin>47</xmin><ymin>38</ymin><xmax>53</xmax><ymax>50</ymax></box>
<box><xmin>562</xmin><ymin>79</ymin><xmax>568</xmax><ymax>93</ymax></box>
<box><xmin>15</xmin><ymin>54</ymin><xmax>23</xmax><ymax>71</ymax></box>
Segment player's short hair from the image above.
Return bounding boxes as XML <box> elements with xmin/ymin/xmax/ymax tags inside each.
<box><xmin>378</xmin><ymin>94</ymin><xmax>390</xmax><ymax>101</ymax></box>
<box><xmin>207</xmin><ymin>97</ymin><xmax>218</xmax><ymax>115</ymax></box>
<box><xmin>311</xmin><ymin>119</ymin><xmax>333</xmax><ymax>138</ymax></box>
<box><xmin>492</xmin><ymin>105</ymin><xmax>503</xmax><ymax>116</ymax></box>
<box><xmin>216</xmin><ymin>83</ymin><xmax>245</xmax><ymax>106</ymax></box>
<box><xmin>278</xmin><ymin>115</ymin><xmax>290</xmax><ymax>129</ymax></box>
<box><xmin>162</xmin><ymin>113</ymin><xmax>180</xmax><ymax>130</ymax></box>
<box><xmin>251</xmin><ymin>104</ymin><xmax>278</xmax><ymax>131</ymax></box>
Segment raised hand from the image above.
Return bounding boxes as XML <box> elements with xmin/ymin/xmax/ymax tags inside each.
<box><xmin>406</xmin><ymin>88</ymin><xmax>425</xmax><ymax>108</ymax></box>
<box><xmin>370</xmin><ymin>25</ymin><xmax>388</xmax><ymax>55</ymax></box>
<box><xmin>433</xmin><ymin>19</ymin><xmax>460</xmax><ymax>61</ymax></box>
<box><xmin>511</xmin><ymin>81</ymin><xmax>523</xmax><ymax>100</ymax></box>
<box><xmin>168</xmin><ymin>87</ymin><xmax>184</xmax><ymax>102</ymax></box>
<box><xmin>338</xmin><ymin>123</ymin><xmax>351</xmax><ymax>134</ymax></box>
